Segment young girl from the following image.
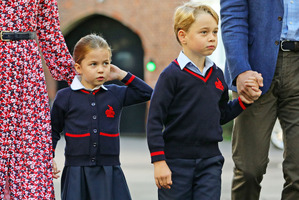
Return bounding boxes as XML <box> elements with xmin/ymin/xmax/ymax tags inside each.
<box><xmin>51</xmin><ymin>34</ymin><xmax>153</xmax><ymax>200</ymax></box>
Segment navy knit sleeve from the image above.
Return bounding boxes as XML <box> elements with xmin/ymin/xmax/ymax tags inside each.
<box><xmin>219</xmin><ymin>89</ymin><xmax>250</xmax><ymax>125</ymax></box>
<box><xmin>51</xmin><ymin>88</ymin><xmax>70</xmax><ymax>157</ymax></box>
<box><xmin>121</xmin><ymin>72</ymin><xmax>153</xmax><ymax>106</ymax></box>
<box><xmin>147</xmin><ymin>69</ymin><xmax>176</xmax><ymax>163</ymax></box>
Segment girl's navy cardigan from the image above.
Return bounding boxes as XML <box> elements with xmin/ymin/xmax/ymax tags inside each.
<box><xmin>147</xmin><ymin>60</ymin><xmax>249</xmax><ymax>163</ymax></box>
<box><xmin>51</xmin><ymin>73</ymin><xmax>153</xmax><ymax>166</ymax></box>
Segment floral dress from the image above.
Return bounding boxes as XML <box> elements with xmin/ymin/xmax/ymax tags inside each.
<box><xmin>0</xmin><ymin>0</ymin><xmax>76</xmax><ymax>199</ymax></box>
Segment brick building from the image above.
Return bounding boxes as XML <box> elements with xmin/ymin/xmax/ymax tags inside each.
<box><xmin>46</xmin><ymin>0</ymin><xmax>224</xmax><ymax>134</ymax></box>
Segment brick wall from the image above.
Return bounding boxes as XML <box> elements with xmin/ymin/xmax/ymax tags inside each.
<box><xmin>57</xmin><ymin>0</ymin><xmax>182</xmax><ymax>88</ymax></box>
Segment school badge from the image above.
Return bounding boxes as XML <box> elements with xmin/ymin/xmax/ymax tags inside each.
<box><xmin>105</xmin><ymin>105</ymin><xmax>115</xmax><ymax>118</ymax></box>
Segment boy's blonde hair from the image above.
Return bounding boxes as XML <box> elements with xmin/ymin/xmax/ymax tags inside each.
<box><xmin>73</xmin><ymin>34</ymin><xmax>112</xmax><ymax>64</ymax></box>
<box><xmin>174</xmin><ymin>2</ymin><xmax>219</xmax><ymax>44</ymax></box>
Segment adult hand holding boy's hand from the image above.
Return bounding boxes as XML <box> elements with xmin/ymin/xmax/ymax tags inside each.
<box><xmin>153</xmin><ymin>160</ymin><xmax>172</xmax><ymax>189</ymax></box>
<box><xmin>244</xmin><ymin>76</ymin><xmax>262</xmax><ymax>101</ymax></box>
<box><xmin>237</xmin><ymin>70</ymin><xmax>263</xmax><ymax>103</ymax></box>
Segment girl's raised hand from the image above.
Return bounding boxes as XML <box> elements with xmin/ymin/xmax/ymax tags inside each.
<box><xmin>107</xmin><ymin>64</ymin><xmax>127</xmax><ymax>82</ymax></box>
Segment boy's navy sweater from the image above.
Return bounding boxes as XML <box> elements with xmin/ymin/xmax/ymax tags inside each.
<box><xmin>51</xmin><ymin>73</ymin><xmax>152</xmax><ymax>166</ymax></box>
<box><xmin>147</xmin><ymin>60</ymin><xmax>249</xmax><ymax>163</ymax></box>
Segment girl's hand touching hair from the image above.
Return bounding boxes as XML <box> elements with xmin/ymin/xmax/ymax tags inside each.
<box><xmin>107</xmin><ymin>64</ymin><xmax>127</xmax><ymax>82</ymax></box>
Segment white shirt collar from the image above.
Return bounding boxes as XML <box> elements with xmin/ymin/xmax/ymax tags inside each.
<box><xmin>177</xmin><ymin>51</ymin><xmax>214</xmax><ymax>70</ymax></box>
<box><xmin>70</xmin><ymin>75</ymin><xmax>108</xmax><ymax>91</ymax></box>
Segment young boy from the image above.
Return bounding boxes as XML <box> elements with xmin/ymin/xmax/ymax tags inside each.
<box><xmin>146</xmin><ymin>2</ymin><xmax>262</xmax><ymax>200</ymax></box>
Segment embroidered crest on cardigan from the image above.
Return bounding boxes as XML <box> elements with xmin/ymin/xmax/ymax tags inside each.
<box><xmin>105</xmin><ymin>105</ymin><xmax>115</xmax><ymax>118</ymax></box>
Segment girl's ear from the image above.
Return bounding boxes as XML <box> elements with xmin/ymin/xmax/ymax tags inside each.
<box><xmin>178</xmin><ymin>29</ymin><xmax>187</xmax><ymax>45</ymax></box>
<box><xmin>74</xmin><ymin>63</ymin><xmax>82</xmax><ymax>74</ymax></box>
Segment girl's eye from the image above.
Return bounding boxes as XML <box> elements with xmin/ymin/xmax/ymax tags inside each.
<box><xmin>201</xmin><ymin>31</ymin><xmax>207</xmax><ymax>34</ymax></box>
<box><xmin>213</xmin><ymin>30</ymin><xmax>218</xmax><ymax>34</ymax></box>
<box><xmin>103</xmin><ymin>62</ymin><xmax>110</xmax><ymax>66</ymax></box>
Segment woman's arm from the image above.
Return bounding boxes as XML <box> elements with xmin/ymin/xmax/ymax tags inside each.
<box><xmin>36</xmin><ymin>0</ymin><xmax>76</xmax><ymax>84</ymax></box>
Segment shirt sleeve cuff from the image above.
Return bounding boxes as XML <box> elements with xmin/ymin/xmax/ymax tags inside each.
<box><xmin>150</xmin><ymin>151</ymin><xmax>166</xmax><ymax>163</ymax></box>
<box><xmin>238</xmin><ymin>96</ymin><xmax>251</xmax><ymax>110</ymax></box>
<box><xmin>121</xmin><ymin>72</ymin><xmax>135</xmax><ymax>85</ymax></box>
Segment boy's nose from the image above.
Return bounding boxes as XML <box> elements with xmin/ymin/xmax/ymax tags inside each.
<box><xmin>209</xmin><ymin>34</ymin><xmax>216</xmax><ymax>41</ymax></box>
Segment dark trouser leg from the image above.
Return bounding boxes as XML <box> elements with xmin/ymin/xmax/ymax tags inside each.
<box><xmin>231</xmin><ymin>50</ymin><xmax>299</xmax><ymax>200</ymax></box>
<box><xmin>278</xmin><ymin>51</ymin><xmax>299</xmax><ymax>200</ymax></box>
<box><xmin>159</xmin><ymin>156</ymin><xmax>224</xmax><ymax>200</ymax></box>
<box><xmin>193</xmin><ymin>155</ymin><xmax>224</xmax><ymax>200</ymax></box>
<box><xmin>158</xmin><ymin>159</ymin><xmax>194</xmax><ymax>200</ymax></box>
<box><xmin>231</xmin><ymin>88</ymin><xmax>277</xmax><ymax>200</ymax></box>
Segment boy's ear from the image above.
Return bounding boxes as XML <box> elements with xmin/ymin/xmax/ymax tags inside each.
<box><xmin>74</xmin><ymin>63</ymin><xmax>82</xmax><ymax>74</ymax></box>
<box><xmin>178</xmin><ymin>29</ymin><xmax>187</xmax><ymax>45</ymax></box>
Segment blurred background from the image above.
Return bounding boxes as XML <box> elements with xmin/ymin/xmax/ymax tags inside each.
<box><xmin>45</xmin><ymin>0</ymin><xmax>284</xmax><ymax>147</ymax></box>
<box><xmin>44</xmin><ymin>0</ymin><xmax>229</xmax><ymax>136</ymax></box>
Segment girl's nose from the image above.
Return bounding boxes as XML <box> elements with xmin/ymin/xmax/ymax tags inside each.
<box><xmin>97</xmin><ymin>66</ymin><xmax>104</xmax><ymax>73</ymax></box>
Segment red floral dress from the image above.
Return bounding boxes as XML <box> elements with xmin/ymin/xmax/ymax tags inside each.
<box><xmin>0</xmin><ymin>0</ymin><xmax>76</xmax><ymax>199</ymax></box>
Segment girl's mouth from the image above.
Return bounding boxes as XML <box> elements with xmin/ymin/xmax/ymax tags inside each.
<box><xmin>97</xmin><ymin>77</ymin><xmax>104</xmax><ymax>81</ymax></box>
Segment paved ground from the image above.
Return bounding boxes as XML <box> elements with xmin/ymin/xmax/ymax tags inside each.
<box><xmin>54</xmin><ymin>136</ymin><xmax>284</xmax><ymax>200</ymax></box>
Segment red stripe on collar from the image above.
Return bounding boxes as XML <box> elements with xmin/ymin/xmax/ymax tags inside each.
<box><xmin>80</xmin><ymin>89</ymin><xmax>90</xmax><ymax>94</ymax></box>
<box><xmin>173</xmin><ymin>59</ymin><xmax>179</xmax><ymax>66</ymax></box>
<box><xmin>183</xmin><ymin>67</ymin><xmax>213</xmax><ymax>83</ymax></box>
<box><xmin>173</xmin><ymin>59</ymin><xmax>213</xmax><ymax>83</ymax></box>
<box><xmin>80</xmin><ymin>88</ymin><xmax>101</xmax><ymax>95</ymax></box>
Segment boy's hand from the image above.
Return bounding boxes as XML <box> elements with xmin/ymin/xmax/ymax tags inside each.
<box><xmin>107</xmin><ymin>64</ymin><xmax>127</xmax><ymax>82</ymax></box>
<box><xmin>53</xmin><ymin>159</ymin><xmax>61</xmax><ymax>179</ymax></box>
<box><xmin>153</xmin><ymin>160</ymin><xmax>172</xmax><ymax>189</ymax></box>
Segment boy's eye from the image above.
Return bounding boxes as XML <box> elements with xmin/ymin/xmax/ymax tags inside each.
<box><xmin>103</xmin><ymin>62</ymin><xmax>110</xmax><ymax>66</ymax></box>
<box><xmin>201</xmin><ymin>31</ymin><xmax>207</xmax><ymax>34</ymax></box>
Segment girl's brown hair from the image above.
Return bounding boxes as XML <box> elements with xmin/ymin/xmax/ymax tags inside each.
<box><xmin>73</xmin><ymin>34</ymin><xmax>111</xmax><ymax>64</ymax></box>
